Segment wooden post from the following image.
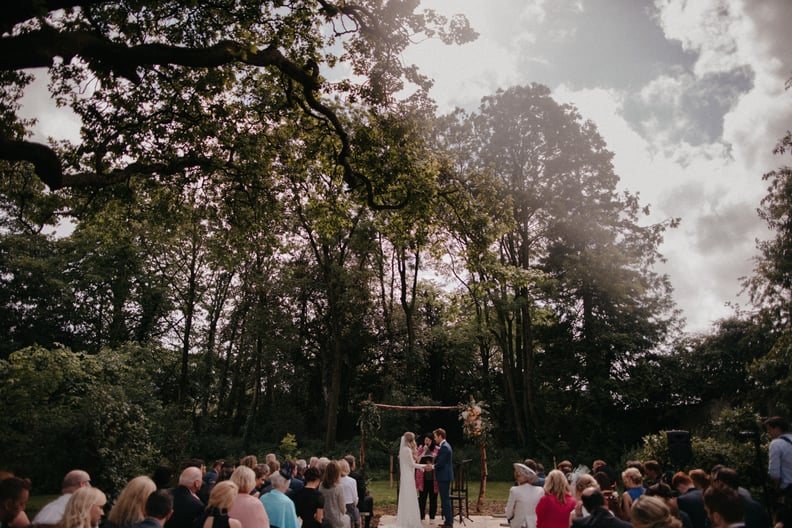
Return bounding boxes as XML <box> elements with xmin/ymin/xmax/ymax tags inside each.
<box><xmin>476</xmin><ymin>442</ymin><xmax>488</xmax><ymax>512</ymax></box>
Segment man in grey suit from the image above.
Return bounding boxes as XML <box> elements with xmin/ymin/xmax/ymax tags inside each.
<box><xmin>432</xmin><ymin>428</ymin><xmax>454</xmax><ymax>528</ymax></box>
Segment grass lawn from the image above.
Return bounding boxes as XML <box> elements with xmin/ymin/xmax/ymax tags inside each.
<box><xmin>367</xmin><ymin>479</ymin><xmax>512</xmax><ymax>507</ymax></box>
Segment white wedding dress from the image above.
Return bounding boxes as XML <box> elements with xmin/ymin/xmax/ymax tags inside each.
<box><xmin>394</xmin><ymin>435</ymin><xmax>423</xmax><ymax>528</ymax></box>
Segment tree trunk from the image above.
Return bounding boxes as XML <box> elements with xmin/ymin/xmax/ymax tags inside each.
<box><xmin>397</xmin><ymin>246</ymin><xmax>420</xmax><ymax>357</ymax></box>
<box><xmin>496</xmin><ymin>298</ymin><xmax>526</xmax><ymax>447</ymax></box>
<box><xmin>324</xmin><ymin>331</ymin><xmax>343</xmax><ymax>448</ymax></box>
<box><xmin>178</xmin><ymin>239</ymin><xmax>199</xmax><ymax>405</ymax></box>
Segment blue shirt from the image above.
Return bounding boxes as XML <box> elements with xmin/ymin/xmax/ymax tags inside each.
<box><xmin>769</xmin><ymin>434</ymin><xmax>792</xmax><ymax>489</ymax></box>
<box><xmin>261</xmin><ymin>489</ymin><xmax>300</xmax><ymax>528</ymax></box>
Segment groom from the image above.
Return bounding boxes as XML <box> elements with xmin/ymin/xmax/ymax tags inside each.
<box><xmin>432</xmin><ymin>428</ymin><xmax>454</xmax><ymax>528</ymax></box>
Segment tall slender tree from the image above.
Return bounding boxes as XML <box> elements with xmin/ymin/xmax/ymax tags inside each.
<box><xmin>438</xmin><ymin>84</ymin><xmax>678</xmax><ymax>450</ymax></box>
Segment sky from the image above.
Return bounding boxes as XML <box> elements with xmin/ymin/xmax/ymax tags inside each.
<box><xmin>401</xmin><ymin>0</ymin><xmax>792</xmax><ymax>334</ymax></box>
<box><xmin>17</xmin><ymin>0</ymin><xmax>791</xmax><ymax>335</ymax></box>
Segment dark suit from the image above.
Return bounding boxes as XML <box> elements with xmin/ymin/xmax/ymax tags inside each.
<box><xmin>742</xmin><ymin>495</ymin><xmax>771</xmax><ymax>528</ymax></box>
<box><xmin>165</xmin><ymin>486</ymin><xmax>204</xmax><ymax>528</ymax></box>
<box><xmin>676</xmin><ymin>489</ymin><xmax>707</xmax><ymax>528</ymax></box>
<box><xmin>572</xmin><ymin>508</ymin><xmax>632</xmax><ymax>528</ymax></box>
<box><xmin>137</xmin><ymin>519</ymin><xmax>165</xmax><ymax>528</ymax></box>
<box><xmin>349</xmin><ymin>470</ymin><xmax>374</xmax><ymax>528</ymax></box>
<box><xmin>434</xmin><ymin>440</ymin><xmax>454</xmax><ymax>526</ymax></box>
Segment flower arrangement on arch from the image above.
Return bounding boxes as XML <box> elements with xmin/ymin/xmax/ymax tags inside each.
<box><xmin>459</xmin><ymin>396</ymin><xmax>491</xmax><ymax>441</ymax></box>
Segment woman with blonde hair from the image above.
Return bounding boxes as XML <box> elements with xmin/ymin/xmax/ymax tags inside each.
<box><xmin>393</xmin><ymin>432</ymin><xmax>427</xmax><ymax>528</ymax></box>
<box><xmin>505</xmin><ymin>463</ymin><xmax>543</xmax><ymax>528</ymax></box>
<box><xmin>536</xmin><ymin>470</ymin><xmax>576</xmax><ymax>528</ymax></box>
<box><xmin>202</xmin><ymin>481</ymin><xmax>242</xmax><ymax>528</ymax></box>
<box><xmin>571</xmin><ymin>474</ymin><xmax>599</xmax><ymax>520</ymax></box>
<box><xmin>228</xmin><ymin>466</ymin><xmax>270</xmax><ymax>528</ymax></box>
<box><xmin>337</xmin><ymin>460</ymin><xmax>359</xmax><ymax>528</ymax></box>
<box><xmin>105</xmin><ymin>476</ymin><xmax>156</xmax><ymax>528</ymax></box>
<box><xmin>58</xmin><ymin>487</ymin><xmax>107</xmax><ymax>528</ymax></box>
<box><xmin>631</xmin><ymin>496</ymin><xmax>682</xmax><ymax>528</ymax></box>
<box><xmin>621</xmin><ymin>467</ymin><xmax>645</xmax><ymax>517</ymax></box>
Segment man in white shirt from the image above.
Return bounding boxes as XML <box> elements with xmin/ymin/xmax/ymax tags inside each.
<box><xmin>32</xmin><ymin>470</ymin><xmax>91</xmax><ymax>528</ymax></box>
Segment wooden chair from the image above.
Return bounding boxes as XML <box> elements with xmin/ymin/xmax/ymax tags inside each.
<box><xmin>449</xmin><ymin>459</ymin><xmax>473</xmax><ymax>524</ymax></box>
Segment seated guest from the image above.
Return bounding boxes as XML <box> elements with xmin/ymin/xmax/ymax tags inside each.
<box><xmin>631</xmin><ymin>496</ymin><xmax>681</xmax><ymax>528</ymax></box>
<box><xmin>252</xmin><ymin>466</ymin><xmax>270</xmax><ymax>498</ymax></box>
<box><xmin>57</xmin><ymin>486</ymin><xmax>107</xmax><ymax>528</ymax></box>
<box><xmin>571</xmin><ymin>474</ymin><xmax>598</xmax><ymax>520</ymax></box>
<box><xmin>294</xmin><ymin>461</ymin><xmax>307</xmax><ymax>483</ymax></box>
<box><xmin>260</xmin><ymin>474</ymin><xmax>299</xmax><ymax>528</ymax></box>
<box><xmin>687</xmin><ymin>470</ymin><xmax>709</xmax><ymax>491</ymax></box>
<box><xmin>703</xmin><ymin>483</ymin><xmax>744</xmax><ymax>528</ymax></box>
<box><xmin>711</xmin><ymin>468</ymin><xmax>770</xmax><ymax>528</ymax></box>
<box><xmin>205</xmin><ymin>461</ymin><xmax>224</xmax><ymax>490</ymax></box>
<box><xmin>337</xmin><ymin>461</ymin><xmax>358</xmax><ymax>528</ymax></box>
<box><xmin>0</xmin><ymin>471</ymin><xmax>31</xmax><ymax>528</ymax></box>
<box><xmin>670</xmin><ymin>472</ymin><xmax>706</xmax><ymax>528</ymax></box>
<box><xmin>228</xmin><ymin>467</ymin><xmax>270</xmax><ymax>528</ymax></box>
<box><xmin>165</xmin><ymin>468</ymin><xmax>204</xmax><ymax>528</ymax></box>
<box><xmin>200</xmin><ymin>482</ymin><xmax>241</xmax><ymax>528</ymax></box>
<box><xmin>289</xmin><ymin>468</ymin><xmax>323</xmax><ymax>528</ymax></box>
<box><xmin>536</xmin><ymin>470</ymin><xmax>576</xmax><ymax>528</ymax></box>
<box><xmin>106</xmin><ymin>476</ymin><xmax>157</xmax><ymax>528</ymax></box>
<box><xmin>645</xmin><ymin>483</ymin><xmax>692</xmax><ymax>528</ymax></box>
<box><xmin>344</xmin><ymin>456</ymin><xmax>372</xmax><ymax>528</ymax></box>
<box><xmin>137</xmin><ymin>490</ymin><xmax>174</xmax><ymax>528</ymax></box>
<box><xmin>318</xmin><ymin>462</ymin><xmax>349</xmax><ymax>528</ymax></box>
<box><xmin>33</xmin><ymin>471</ymin><xmax>92</xmax><ymax>528</ymax></box>
<box><xmin>506</xmin><ymin>463</ymin><xmax>544</xmax><ymax>528</ymax></box>
<box><xmin>621</xmin><ymin>468</ymin><xmax>645</xmax><ymax>519</ymax></box>
<box><xmin>644</xmin><ymin>462</ymin><xmax>663</xmax><ymax>487</ymax></box>
<box><xmin>0</xmin><ymin>477</ymin><xmax>31</xmax><ymax>528</ymax></box>
<box><xmin>572</xmin><ymin>488</ymin><xmax>631</xmax><ymax>528</ymax></box>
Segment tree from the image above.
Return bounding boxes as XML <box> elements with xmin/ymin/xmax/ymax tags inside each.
<box><xmin>743</xmin><ymin>78</ymin><xmax>792</xmax><ymax>417</ymax></box>
<box><xmin>438</xmin><ymin>84</ymin><xmax>678</xmax><ymax>453</ymax></box>
<box><xmin>0</xmin><ymin>0</ymin><xmax>475</xmax><ymax>209</ymax></box>
<box><xmin>0</xmin><ymin>344</ymin><xmax>165</xmax><ymax>494</ymax></box>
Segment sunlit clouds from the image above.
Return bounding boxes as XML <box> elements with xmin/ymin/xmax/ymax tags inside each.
<box><xmin>407</xmin><ymin>0</ymin><xmax>789</xmax><ymax>333</ymax></box>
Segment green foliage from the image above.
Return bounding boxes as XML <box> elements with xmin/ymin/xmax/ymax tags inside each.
<box><xmin>0</xmin><ymin>344</ymin><xmax>164</xmax><ymax>495</ymax></box>
<box><xmin>748</xmin><ymin>330</ymin><xmax>792</xmax><ymax>418</ymax></box>
<box><xmin>629</xmin><ymin>429</ymin><xmax>761</xmax><ymax>494</ymax></box>
<box><xmin>279</xmin><ymin>433</ymin><xmax>301</xmax><ymax>460</ymax></box>
<box><xmin>358</xmin><ymin>400</ymin><xmax>383</xmax><ymax>436</ymax></box>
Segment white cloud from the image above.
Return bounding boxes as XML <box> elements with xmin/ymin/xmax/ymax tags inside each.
<box><xmin>654</xmin><ymin>0</ymin><xmax>745</xmax><ymax>76</ymax></box>
<box><xmin>550</xmin><ymin>79</ymin><xmax>769</xmax><ymax>333</ymax></box>
<box><xmin>18</xmin><ymin>69</ymin><xmax>82</xmax><ymax>144</ymax></box>
<box><xmin>655</xmin><ymin>0</ymin><xmax>792</xmax><ymax>176</ymax></box>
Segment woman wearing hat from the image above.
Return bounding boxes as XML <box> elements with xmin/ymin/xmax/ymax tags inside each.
<box><xmin>506</xmin><ymin>463</ymin><xmax>545</xmax><ymax>528</ymax></box>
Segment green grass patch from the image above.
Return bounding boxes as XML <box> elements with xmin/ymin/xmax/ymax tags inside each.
<box><xmin>366</xmin><ymin>479</ymin><xmax>512</xmax><ymax>507</ymax></box>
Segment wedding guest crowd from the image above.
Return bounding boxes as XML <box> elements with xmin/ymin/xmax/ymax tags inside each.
<box><xmin>2</xmin><ymin>452</ymin><xmax>373</xmax><ymax>528</ymax></box>
<box><xmin>504</xmin><ymin>453</ymin><xmax>778</xmax><ymax>528</ymax></box>
<box><xmin>6</xmin><ymin>424</ymin><xmax>790</xmax><ymax>528</ymax></box>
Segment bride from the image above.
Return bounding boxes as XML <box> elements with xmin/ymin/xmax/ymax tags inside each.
<box><xmin>394</xmin><ymin>432</ymin><xmax>425</xmax><ymax>528</ymax></box>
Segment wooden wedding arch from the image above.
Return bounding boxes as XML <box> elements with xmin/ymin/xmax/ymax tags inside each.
<box><xmin>357</xmin><ymin>396</ymin><xmax>490</xmax><ymax>511</ymax></box>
